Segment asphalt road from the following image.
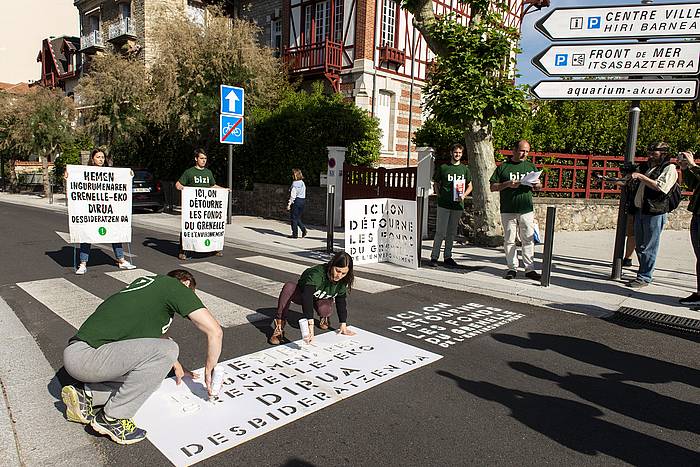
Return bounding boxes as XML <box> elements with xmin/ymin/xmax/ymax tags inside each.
<box><xmin>1</xmin><ymin>202</ymin><xmax>698</xmax><ymax>466</ymax></box>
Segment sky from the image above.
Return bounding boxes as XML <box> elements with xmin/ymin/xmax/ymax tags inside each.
<box><xmin>516</xmin><ymin>0</ymin><xmax>690</xmax><ymax>85</ymax></box>
<box><xmin>0</xmin><ymin>0</ymin><xmax>691</xmax><ymax>84</ymax></box>
<box><xmin>0</xmin><ymin>0</ymin><xmax>79</xmax><ymax>84</ymax></box>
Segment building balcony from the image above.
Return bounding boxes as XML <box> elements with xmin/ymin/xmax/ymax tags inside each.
<box><xmin>107</xmin><ymin>18</ymin><xmax>136</xmax><ymax>43</ymax></box>
<box><xmin>80</xmin><ymin>31</ymin><xmax>105</xmax><ymax>53</ymax></box>
<box><xmin>283</xmin><ymin>38</ymin><xmax>342</xmax><ymax>75</ymax></box>
<box><xmin>379</xmin><ymin>45</ymin><xmax>406</xmax><ymax>70</ymax></box>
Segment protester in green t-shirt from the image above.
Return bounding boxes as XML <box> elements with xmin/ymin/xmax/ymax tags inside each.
<box><xmin>427</xmin><ymin>143</ymin><xmax>472</xmax><ymax>268</ymax></box>
<box><xmin>61</xmin><ymin>269</ymin><xmax>223</xmax><ymax>445</ymax></box>
<box><xmin>176</xmin><ymin>148</ymin><xmax>225</xmax><ymax>259</ymax></box>
<box><xmin>270</xmin><ymin>251</ymin><xmax>356</xmax><ymax>345</ymax></box>
<box><xmin>490</xmin><ymin>139</ymin><xmax>542</xmax><ymax>281</ymax></box>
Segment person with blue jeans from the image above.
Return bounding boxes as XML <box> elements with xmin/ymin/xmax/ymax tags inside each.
<box><xmin>65</xmin><ymin>149</ymin><xmax>136</xmax><ymax>275</ymax></box>
<box><xmin>287</xmin><ymin>168</ymin><xmax>307</xmax><ymax>239</ymax></box>
<box><xmin>627</xmin><ymin>142</ymin><xmax>678</xmax><ymax>288</ymax></box>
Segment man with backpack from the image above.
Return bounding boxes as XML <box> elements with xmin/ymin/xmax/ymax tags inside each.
<box><xmin>627</xmin><ymin>142</ymin><xmax>679</xmax><ymax>288</ymax></box>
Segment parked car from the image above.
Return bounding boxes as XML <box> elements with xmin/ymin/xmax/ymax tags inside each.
<box><xmin>131</xmin><ymin>168</ymin><xmax>164</xmax><ymax>212</ymax></box>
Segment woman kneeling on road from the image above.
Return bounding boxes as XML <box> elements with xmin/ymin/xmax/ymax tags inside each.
<box><xmin>270</xmin><ymin>251</ymin><xmax>356</xmax><ymax>345</ymax></box>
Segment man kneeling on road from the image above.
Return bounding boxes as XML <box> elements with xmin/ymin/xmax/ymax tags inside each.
<box><xmin>61</xmin><ymin>269</ymin><xmax>223</xmax><ymax>445</ymax></box>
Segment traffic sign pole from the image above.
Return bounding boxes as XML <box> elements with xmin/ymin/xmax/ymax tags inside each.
<box><xmin>227</xmin><ymin>145</ymin><xmax>233</xmax><ymax>225</ymax></box>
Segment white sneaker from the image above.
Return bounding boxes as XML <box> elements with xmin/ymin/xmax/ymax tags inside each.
<box><xmin>118</xmin><ymin>260</ymin><xmax>136</xmax><ymax>270</ymax></box>
<box><xmin>75</xmin><ymin>264</ymin><xmax>87</xmax><ymax>275</ymax></box>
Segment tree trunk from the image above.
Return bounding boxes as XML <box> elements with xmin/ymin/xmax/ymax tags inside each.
<box><xmin>464</xmin><ymin>121</ymin><xmax>502</xmax><ymax>246</ymax></box>
<box><xmin>41</xmin><ymin>154</ymin><xmax>50</xmax><ymax>197</ymax></box>
<box><xmin>8</xmin><ymin>158</ymin><xmax>19</xmax><ymax>193</ymax></box>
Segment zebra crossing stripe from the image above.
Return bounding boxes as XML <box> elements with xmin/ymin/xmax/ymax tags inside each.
<box><xmin>16</xmin><ymin>278</ymin><xmax>102</xmax><ymax>329</ymax></box>
<box><xmin>54</xmin><ymin>231</ymin><xmax>137</xmax><ymax>258</ymax></box>
<box><xmin>105</xmin><ymin>269</ymin><xmax>268</xmax><ymax>327</ymax></box>
<box><xmin>184</xmin><ymin>262</ymin><xmax>282</xmax><ymax>298</ymax></box>
<box><xmin>236</xmin><ymin>256</ymin><xmax>400</xmax><ymax>293</ymax></box>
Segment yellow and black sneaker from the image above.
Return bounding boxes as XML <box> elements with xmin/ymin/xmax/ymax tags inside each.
<box><xmin>61</xmin><ymin>385</ymin><xmax>95</xmax><ymax>424</ymax></box>
<box><xmin>90</xmin><ymin>411</ymin><xmax>147</xmax><ymax>445</ymax></box>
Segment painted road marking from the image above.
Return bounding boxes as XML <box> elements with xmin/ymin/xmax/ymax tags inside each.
<box><xmin>55</xmin><ymin>231</ymin><xmax>137</xmax><ymax>258</ymax></box>
<box><xmin>16</xmin><ymin>278</ymin><xmax>102</xmax><ymax>328</ymax></box>
<box><xmin>237</xmin><ymin>256</ymin><xmax>400</xmax><ymax>293</ymax></box>
<box><xmin>185</xmin><ymin>262</ymin><xmax>283</xmax><ymax>298</ymax></box>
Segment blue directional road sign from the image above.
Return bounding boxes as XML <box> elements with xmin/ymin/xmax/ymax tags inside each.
<box><xmin>220</xmin><ymin>115</ymin><xmax>244</xmax><ymax>145</ymax></box>
<box><xmin>220</xmin><ymin>85</ymin><xmax>244</xmax><ymax>116</ymax></box>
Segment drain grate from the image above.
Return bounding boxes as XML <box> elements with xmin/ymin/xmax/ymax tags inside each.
<box><xmin>609</xmin><ymin>307</ymin><xmax>700</xmax><ymax>334</ymax></box>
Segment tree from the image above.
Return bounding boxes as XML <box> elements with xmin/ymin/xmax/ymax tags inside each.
<box><xmin>399</xmin><ymin>0</ymin><xmax>539</xmax><ymax>245</ymax></box>
<box><xmin>0</xmin><ymin>88</ymin><xmax>74</xmax><ymax>195</ymax></box>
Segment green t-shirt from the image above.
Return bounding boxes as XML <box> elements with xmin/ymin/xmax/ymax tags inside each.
<box><xmin>74</xmin><ymin>275</ymin><xmax>205</xmax><ymax>348</ymax></box>
<box><xmin>298</xmin><ymin>264</ymin><xmax>347</xmax><ymax>300</ymax></box>
<box><xmin>178</xmin><ymin>167</ymin><xmax>216</xmax><ymax>187</ymax></box>
<box><xmin>433</xmin><ymin>163</ymin><xmax>472</xmax><ymax>210</ymax></box>
<box><xmin>490</xmin><ymin>160</ymin><xmax>538</xmax><ymax>214</ymax></box>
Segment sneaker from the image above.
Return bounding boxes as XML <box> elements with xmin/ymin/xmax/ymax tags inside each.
<box><xmin>90</xmin><ymin>411</ymin><xmax>147</xmax><ymax>445</ymax></box>
<box><xmin>426</xmin><ymin>259</ymin><xmax>438</xmax><ymax>268</ymax></box>
<box><xmin>622</xmin><ymin>258</ymin><xmax>633</xmax><ymax>267</ymax></box>
<box><xmin>627</xmin><ymin>279</ymin><xmax>649</xmax><ymax>289</ymax></box>
<box><xmin>525</xmin><ymin>270</ymin><xmax>542</xmax><ymax>281</ymax></box>
<box><xmin>679</xmin><ymin>292</ymin><xmax>700</xmax><ymax>306</ymax></box>
<box><xmin>178</xmin><ymin>252</ymin><xmax>188</xmax><ymax>261</ymax></box>
<box><xmin>215</xmin><ymin>251</ymin><xmax>223</xmax><ymax>257</ymax></box>
<box><xmin>302</xmin><ymin>230</ymin><xmax>308</xmax><ymax>238</ymax></box>
<box><xmin>504</xmin><ymin>270</ymin><xmax>516</xmax><ymax>280</ymax></box>
<box><xmin>319</xmin><ymin>316</ymin><xmax>330</xmax><ymax>330</ymax></box>
<box><xmin>61</xmin><ymin>385</ymin><xmax>94</xmax><ymax>424</ymax></box>
<box><xmin>118</xmin><ymin>260</ymin><xmax>136</xmax><ymax>270</ymax></box>
<box><xmin>287</xmin><ymin>235</ymin><xmax>298</xmax><ymax>239</ymax></box>
<box><xmin>443</xmin><ymin>258</ymin><xmax>458</xmax><ymax>269</ymax></box>
<box><xmin>75</xmin><ymin>263</ymin><xmax>87</xmax><ymax>275</ymax></box>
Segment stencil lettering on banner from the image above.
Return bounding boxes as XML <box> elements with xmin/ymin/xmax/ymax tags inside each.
<box><xmin>386</xmin><ymin>302</ymin><xmax>525</xmax><ymax>348</ymax></box>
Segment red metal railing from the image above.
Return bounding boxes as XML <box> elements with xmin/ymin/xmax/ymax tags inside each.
<box><xmin>283</xmin><ymin>38</ymin><xmax>342</xmax><ymax>74</ymax></box>
<box><xmin>497</xmin><ymin>151</ymin><xmax>690</xmax><ymax>198</ymax></box>
<box><xmin>343</xmin><ymin>163</ymin><xmax>417</xmax><ymax>201</ymax></box>
<box><xmin>379</xmin><ymin>45</ymin><xmax>406</xmax><ymax>67</ymax></box>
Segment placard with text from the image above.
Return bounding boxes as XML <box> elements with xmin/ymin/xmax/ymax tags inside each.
<box><xmin>181</xmin><ymin>187</ymin><xmax>228</xmax><ymax>252</ymax></box>
<box><xmin>66</xmin><ymin>165</ymin><xmax>132</xmax><ymax>244</ymax></box>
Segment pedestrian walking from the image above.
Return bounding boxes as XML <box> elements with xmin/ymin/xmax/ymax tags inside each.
<box><xmin>270</xmin><ymin>251</ymin><xmax>356</xmax><ymax>345</ymax></box>
<box><xmin>490</xmin><ymin>140</ymin><xmax>542</xmax><ymax>281</ymax></box>
<box><xmin>427</xmin><ymin>143</ymin><xmax>472</xmax><ymax>268</ymax></box>
<box><xmin>65</xmin><ymin>148</ymin><xmax>136</xmax><ymax>275</ymax></box>
<box><xmin>176</xmin><ymin>148</ymin><xmax>225</xmax><ymax>259</ymax></box>
<box><xmin>287</xmin><ymin>168</ymin><xmax>307</xmax><ymax>239</ymax></box>
<box><xmin>626</xmin><ymin>142</ymin><xmax>678</xmax><ymax>288</ymax></box>
<box><xmin>676</xmin><ymin>150</ymin><xmax>700</xmax><ymax>305</ymax></box>
<box><xmin>61</xmin><ymin>269</ymin><xmax>223</xmax><ymax>445</ymax></box>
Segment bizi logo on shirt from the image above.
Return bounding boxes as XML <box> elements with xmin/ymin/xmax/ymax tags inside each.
<box><xmin>194</xmin><ymin>176</ymin><xmax>210</xmax><ymax>185</ymax></box>
<box><xmin>314</xmin><ymin>290</ymin><xmax>338</xmax><ymax>299</ymax></box>
<box><xmin>447</xmin><ymin>174</ymin><xmax>465</xmax><ymax>182</ymax></box>
<box><xmin>509</xmin><ymin>171</ymin><xmax>532</xmax><ymax>181</ymax></box>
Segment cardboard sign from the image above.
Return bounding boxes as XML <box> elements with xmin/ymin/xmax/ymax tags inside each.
<box><xmin>181</xmin><ymin>187</ymin><xmax>228</xmax><ymax>252</ymax></box>
<box><xmin>344</xmin><ymin>198</ymin><xmax>418</xmax><ymax>269</ymax></box>
<box><xmin>66</xmin><ymin>165</ymin><xmax>132</xmax><ymax>244</ymax></box>
<box><xmin>134</xmin><ymin>328</ymin><xmax>442</xmax><ymax>466</ymax></box>
<box><xmin>452</xmin><ymin>179</ymin><xmax>465</xmax><ymax>201</ymax></box>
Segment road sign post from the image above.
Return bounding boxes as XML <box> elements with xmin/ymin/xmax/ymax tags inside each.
<box><xmin>219</xmin><ymin>85</ymin><xmax>245</xmax><ymax>225</ymax></box>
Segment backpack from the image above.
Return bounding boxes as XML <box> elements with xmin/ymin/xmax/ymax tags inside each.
<box><xmin>666</xmin><ymin>182</ymin><xmax>682</xmax><ymax>212</ymax></box>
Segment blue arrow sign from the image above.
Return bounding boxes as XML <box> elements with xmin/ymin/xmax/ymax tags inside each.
<box><xmin>220</xmin><ymin>85</ymin><xmax>244</xmax><ymax>116</ymax></box>
<box><xmin>220</xmin><ymin>115</ymin><xmax>244</xmax><ymax>144</ymax></box>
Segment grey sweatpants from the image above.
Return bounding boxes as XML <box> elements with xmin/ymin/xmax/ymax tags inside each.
<box><xmin>63</xmin><ymin>338</ymin><xmax>179</xmax><ymax>419</ymax></box>
<box><xmin>431</xmin><ymin>206</ymin><xmax>462</xmax><ymax>261</ymax></box>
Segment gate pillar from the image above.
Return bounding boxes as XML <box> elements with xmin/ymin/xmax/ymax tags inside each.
<box><xmin>327</xmin><ymin>146</ymin><xmax>346</xmax><ymax>227</ymax></box>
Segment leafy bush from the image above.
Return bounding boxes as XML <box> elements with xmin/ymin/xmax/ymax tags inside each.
<box><xmin>240</xmin><ymin>82</ymin><xmax>381</xmax><ymax>187</ymax></box>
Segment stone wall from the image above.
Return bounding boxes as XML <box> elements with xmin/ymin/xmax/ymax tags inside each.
<box><xmin>232</xmin><ymin>184</ymin><xmax>693</xmax><ymax>234</ymax></box>
<box><xmin>232</xmin><ymin>183</ymin><xmax>328</xmax><ymax>225</ymax></box>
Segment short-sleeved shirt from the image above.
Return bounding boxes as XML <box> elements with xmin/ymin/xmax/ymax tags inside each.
<box><xmin>74</xmin><ymin>275</ymin><xmax>204</xmax><ymax>348</ymax></box>
<box><xmin>298</xmin><ymin>264</ymin><xmax>347</xmax><ymax>300</ymax></box>
<box><xmin>490</xmin><ymin>160</ymin><xmax>538</xmax><ymax>214</ymax></box>
<box><xmin>178</xmin><ymin>167</ymin><xmax>216</xmax><ymax>187</ymax></box>
<box><xmin>634</xmin><ymin>163</ymin><xmax>678</xmax><ymax>209</ymax></box>
<box><xmin>433</xmin><ymin>163</ymin><xmax>472</xmax><ymax>210</ymax></box>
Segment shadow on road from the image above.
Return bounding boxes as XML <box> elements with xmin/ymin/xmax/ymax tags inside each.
<box><xmin>45</xmin><ymin>246</ymin><xmax>116</xmax><ymax>268</ymax></box>
<box><xmin>437</xmin><ymin>370</ymin><xmax>699</xmax><ymax>466</ymax></box>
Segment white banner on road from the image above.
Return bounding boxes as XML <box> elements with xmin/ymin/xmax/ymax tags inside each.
<box><xmin>344</xmin><ymin>198</ymin><xmax>418</xmax><ymax>269</ymax></box>
<box><xmin>134</xmin><ymin>328</ymin><xmax>442</xmax><ymax>466</ymax></box>
<box><xmin>181</xmin><ymin>187</ymin><xmax>228</xmax><ymax>252</ymax></box>
<box><xmin>66</xmin><ymin>165</ymin><xmax>132</xmax><ymax>244</ymax></box>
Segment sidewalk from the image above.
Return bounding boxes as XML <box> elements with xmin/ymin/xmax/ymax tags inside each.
<box><xmin>2</xmin><ymin>192</ymin><xmax>699</xmax><ymax>323</ymax></box>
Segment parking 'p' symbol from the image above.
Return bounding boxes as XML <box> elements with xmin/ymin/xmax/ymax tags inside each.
<box><xmin>587</xmin><ymin>16</ymin><xmax>601</xmax><ymax>29</ymax></box>
<box><xmin>555</xmin><ymin>54</ymin><xmax>568</xmax><ymax>67</ymax></box>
